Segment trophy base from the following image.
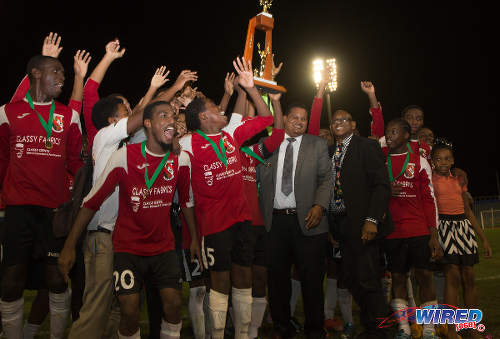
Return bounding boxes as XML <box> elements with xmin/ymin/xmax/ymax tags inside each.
<box><xmin>254</xmin><ymin>78</ymin><xmax>287</xmax><ymax>94</ymax></box>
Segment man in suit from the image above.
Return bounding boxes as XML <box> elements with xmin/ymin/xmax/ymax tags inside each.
<box><xmin>329</xmin><ymin>109</ymin><xmax>392</xmax><ymax>338</ymax></box>
<box><xmin>257</xmin><ymin>103</ymin><xmax>332</xmax><ymax>339</ymax></box>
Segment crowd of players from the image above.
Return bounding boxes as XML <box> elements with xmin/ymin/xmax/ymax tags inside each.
<box><xmin>0</xmin><ymin>33</ymin><xmax>493</xmax><ymax>339</ymax></box>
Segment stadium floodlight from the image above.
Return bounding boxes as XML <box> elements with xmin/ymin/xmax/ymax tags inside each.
<box><xmin>312</xmin><ymin>58</ymin><xmax>337</xmax><ymax>92</ymax></box>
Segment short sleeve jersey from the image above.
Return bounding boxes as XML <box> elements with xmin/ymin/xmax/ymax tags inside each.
<box><xmin>83</xmin><ymin>143</ymin><xmax>192</xmax><ymax>256</ymax></box>
<box><xmin>179</xmin><ymin>114</ymin><xmax>273</xmax><ymax>236</ymax></box>
<box><xmin>0</xmin><ymin>99</ymin><xmax>82</xmax><ymax>208</ymax></box>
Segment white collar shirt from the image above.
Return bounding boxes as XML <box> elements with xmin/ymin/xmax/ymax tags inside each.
<box><xmin>273</xmin><ymin>133</ymin><xmax>303</xmax><ymax>209</ymax></box>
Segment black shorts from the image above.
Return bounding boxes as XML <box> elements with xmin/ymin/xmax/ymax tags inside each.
<box><xmin>113</xmin><ymin>250</ymin><xmax>182</xmax><ymax>296</ymax></box>
<box><xmin>201</xmin><ymin>221</ymin><xmax>255</xmax><ymax>271</ymax></box>
<box><xmin>2</xmin><ymin>205</ymin><xmax>66</xmax><ymax>266</ymax></box>
<box><xmin>180</xmin><ymin>249</ymin><xmax>206</xmax><ymax>282</ymax></box>
<box><xmin>253</xmin><ymin>226</ymin><xmax>267</xmax><ymax>267</ymax></box>
<box><xmin>383</xmin><ymin>235</ymin><xmax>432</xmax><ymax>273</ymax></box>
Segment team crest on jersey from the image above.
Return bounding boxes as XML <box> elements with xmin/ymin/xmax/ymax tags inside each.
<box><xmin>163</xmin><ymin>161</ymin><xmax>175</xmax><ymax>181</ymax></box>
<box><xmin>404</xmin><ymin>163</ymin><xmax>415</xmax><ymax>179</ymax></box>
<box><xmin>222</xmin><ymin>135</ymin><xmax>235</xmax><ymax>153</ymax></box>
<box><xmin>204</xmin><ymin>171</ymin><xmax>214</xmax><ymax>186</ymax></box>
<box><xmin>15</xmin><ymin>143</ymin><xmax>24</xmax><ymax>158</ymax></box>
<box><xmin>52</xmin><ymin>114</ymin><xmax>64</xmax><ymax>133</ymax></box>
<box><xmin>419</xmin><ymin>148</ymin><xmax>427</xmax><ymax>159</ymax></box>
<box><xmin>131</xmin><ymin>195</ymin><xmax>141</xmax><ymax>213</ymax></box>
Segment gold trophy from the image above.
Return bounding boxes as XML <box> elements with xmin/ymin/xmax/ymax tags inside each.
<box><xmin>243</xmin><ymin>0</ymin><xmax>286</xmax><ymax>93</ymax></box>
<box><xmin>260</xmin><ymin>0</ymin><xmax>272</xmax><ymax>13</ymax></box>
<box><xmin>255</xmin><ymin>43</ymin><xmax>270</xmax><ymax>78</ymax></box>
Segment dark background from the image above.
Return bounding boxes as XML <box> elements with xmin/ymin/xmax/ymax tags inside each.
<box><xmin>1</xmin><ymin>1</ymin><xmax>498</xmax><ymax>196</ymax></box>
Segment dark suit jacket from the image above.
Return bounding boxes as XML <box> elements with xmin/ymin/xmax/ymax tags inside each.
<box><xmin>329</xmin><ymin>135</ymin><xmax>393</xmax><ymax>241</ymax></box>
<box><xmin>257</xmin><ymin>134</ymin><xmax>332</xmax><ymax>235</ymax></box>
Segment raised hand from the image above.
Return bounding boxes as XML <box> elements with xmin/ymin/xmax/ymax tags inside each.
<box><xmin>42</xmin><ymin>32</ymin><xmax>63</xmax><ymax>58</ymax></box>
<box><xmin>233</xmin><ymin>57</ymin><xmax>254</xmax><ymax>88</ymax></box>
<box><xmin>360</xmin><ymin>81</ymin><xmax>375</xmax><ymax>95</ymax></box>
<box><xmin>173</xmin><ymin>70</ymin><xmax>198</xmax><ymax>91</ymax></box>
<box><xmin>224</xmin><ymin>72</ymin><xmax>236</xmax><ymax>96</ymax></box>
<box><xmin>272</xmin><ymin>54</ymin><xmax>283</xmax><ymax>79</ymax></box>
<box><xmin>104</xmin><ymin>39</ymin><xmax>126</xmax><ymax>60</ymax></box>
<box><xmin>268</xmin><ymin>92</ymin><xmax>282</xmax><ymax>101</ymax></box>
<box><xmin>150</xmin><ymin>66</ymin><xmax>170</xmax><ymax>89</ymax></box>
<box><xmin>73</xmin><ymin>50</ymin><xmax>91</xmax><ymax>79</ymax></box>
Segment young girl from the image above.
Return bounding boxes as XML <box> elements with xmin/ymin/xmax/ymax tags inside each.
<box><xmin>431</xmin><ymin>142</ymin><xmax>492</xmax><ymax>339</ymax></box>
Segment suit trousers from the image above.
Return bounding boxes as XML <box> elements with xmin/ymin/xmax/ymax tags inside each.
<box><xmin>68</xmin><ymin>231</ymin><xmax>120</xmax><ymax>339</ymax></box>
<box><xmin>266</xmin><ymin>213</ymin><xmax>327</xmax><ymax>338</ymax></box>
<box><xmin>330</xmin><ymin>213</ymin><xmax>389</xmax><ymax>338</ymax></box>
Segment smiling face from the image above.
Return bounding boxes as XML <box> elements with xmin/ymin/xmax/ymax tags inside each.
<box><xmin>403</xmin><ymin>108</ymin><xmax>424</xmax><ymax>136</ymax></box>
<box><xmin>385</xmin><ymin>121</ymin><xmax>410</xmax><ymax>152</ymax></box>
<box><xmin>284</xmin><ymin>107</ymin><xmax>308</xmax><ymax>137</ymax></box>
<box><xmin>36</xmin><ymin>58</ymin><xmax>65</xmax><ymax>99</ymax></box>
<box><xmin>432</xmin><ymin>147</ymin><xmax>454</xmax><ymax>176</ymax></box>
<box><xmin>144</xmin><ymin>103</ymin><xmax>176</xmax><ymax>149</ymax></box>
<box><xmin>330</xmin><ymin>110</ymin><xmax>355</xmax><ymax>141</ymax></box>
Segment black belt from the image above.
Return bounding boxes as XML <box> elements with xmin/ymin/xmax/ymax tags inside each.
<box><xmin>273</xmin><ymin>208</ymin><xmax>297</xmax><ymax>215</ymax></box>
<box><xmin>88</xmin><ymin>226</ymin><xmax>112</xmax><ymax>234</ymax></box>
<box><xmin>329</xmin><ymin>210</ymin><xmax>347</xmax><ymax>218</ymax></box>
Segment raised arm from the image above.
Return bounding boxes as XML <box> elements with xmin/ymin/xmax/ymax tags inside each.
<box><xmin>269</xmin><ymin>92</ymin><xmax>284</xmax><ymax>130</ymax></box>
<box><xmin>361</xmin><ymin>81</ymin><xmax>384</xmax><ymax>138</ymax></box>
<box><xmin>133</xmin><ymin>66</ymin><xmax>170</xmax><ymax>111</ymax></box>
<box><xmin>69</xmin><ymin>50</ymin><xmax>91</xmax><ymax>112</ymax></box>
<box><xmin>154</xmin><ymin>70</ymin><xmax>198</xmax><ymax>103</ymax></box>
<box><xmin>308</xmin><ymin>67</ymin><xmax>330</xmax><ymax>136</ymax></box>
<box><xmin>88</xmin><ymin>39</ymin><xmax>125</xmax><ymax>84</ymax></box>
<box><xmin>83</xmin><ymin>40</ymin><xmax>126</xmax><ymax>144</ymax></box>
<box><xmin>219</xmin><ymin>72</ymin><xmax>235</xmax><ymax>113</ymax></box>
<box><xmin>126</xmin><ymin>66</ymin><xmax>170</xmax><ymax>135</ymax></box>
<box><xmin>233</xmin><ymin>57</ymin><xmax>272</xmax><ymax>117</ymax></box>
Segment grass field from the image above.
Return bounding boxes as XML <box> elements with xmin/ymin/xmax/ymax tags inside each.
<box><xmin>17</xmin><ymin>228</ymin><xmax>500</xmax><ymax>338</ymax></box>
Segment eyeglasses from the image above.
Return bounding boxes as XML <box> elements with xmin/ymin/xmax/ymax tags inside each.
<box><xmin>332</xmin><ymin>117</ymin><xmax>351</xmax><ymax>124</ymax></box>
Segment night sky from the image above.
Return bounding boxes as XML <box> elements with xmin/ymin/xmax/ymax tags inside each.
<box><xmin>2</xmin><ymin>1</ymin><xmax>497</xmax><ymax>196</ymax></box>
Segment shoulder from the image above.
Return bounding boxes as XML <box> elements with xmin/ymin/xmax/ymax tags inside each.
<box><xmin>179</xmin><ymin>133</ymin><xmax>193</xmax><ymax>154</ymax></box>
<box><xmin>222</xmin><ymin>113</ymin><xmax>244</xmax><ymax>135</ymax></box>
<box><xmin>303</xmin><ymin>133</ymin><xmax>327</xmax><ymax>146</ymax></box>
<box><xmin>106</xmin><ymin>145</ymin><xmax>128</xmax><ymax>170</ymax></box>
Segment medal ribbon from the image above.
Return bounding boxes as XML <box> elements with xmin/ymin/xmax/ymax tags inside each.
<box><xmin>195</xmin><ymin>129</ymin><xmax>227</xmax><ymax>167</ymax></box>
<box><xmin>387</xmin><ymin>152</ymin><xmax>410</xmax><ymax>183</ymax></box>
<box><xmin>141</xmin><ymin>141</ymin><xmax>170</xmax><ymax>189</ymax></box>
<box><xmin>26</xmin><ymin>91</ymin><xmax>55</xmax><ymax>140</ymax></box>
<box><xmin>407</xmin><ymin>142</ymin><xmax>413</xmax><ymax>153</ymax></box>
<box><xmin>240</xmin><ymin>146</ymin><xmax>266</xmax><ymax>165</ymax></box>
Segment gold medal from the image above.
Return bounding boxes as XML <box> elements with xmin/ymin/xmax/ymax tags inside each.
<box><xmin>264</xmin><ymin>162</ymin><xmax>271</xmax><ymax>167</ymax></box>
<box><xmin>45</xmin><ymin>140</ymin><xmax>53</xmax><ymax>149</ymax></box>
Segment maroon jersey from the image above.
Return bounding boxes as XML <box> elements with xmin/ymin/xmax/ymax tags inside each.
<box><xmin>382</xmin><ymin>147</ymin><xmax>438</xmax><ymax>239</ymax></box>
<box><xmin>179</xmin><ymin>114</ymin><xmax>273</xmax><ymax>236</ymax></box>
<box><xmin>0</xmin><ymin>99</ymin><xmax>82</xmax><ymax>208</ymax></box>
<box><xmin>240</xmin><ymin>128</ymin><xmax>284</xmax><ymax>226</ymax></box>
<box><xmin>83</xmin><ymin>144</ymin><xmax>192</xmax><ymax>256</ymax></box>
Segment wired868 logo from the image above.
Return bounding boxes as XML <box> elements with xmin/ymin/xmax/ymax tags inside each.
<box><xmin>378</xmin><ymin>305</ymin><xmax>486</xmax><ymax>333</ymax></box>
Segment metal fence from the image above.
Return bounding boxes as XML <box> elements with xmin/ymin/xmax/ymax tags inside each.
<box><xmin>473</xmin><ymin>196</ymin><xmax>500</xmax><ymax>229</ymax></box>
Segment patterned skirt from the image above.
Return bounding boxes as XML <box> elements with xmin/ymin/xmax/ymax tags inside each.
<box><xmin>438</xmin><ymin>214</ymin><xmax>479</xmax><ymax>266</ymax></box>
